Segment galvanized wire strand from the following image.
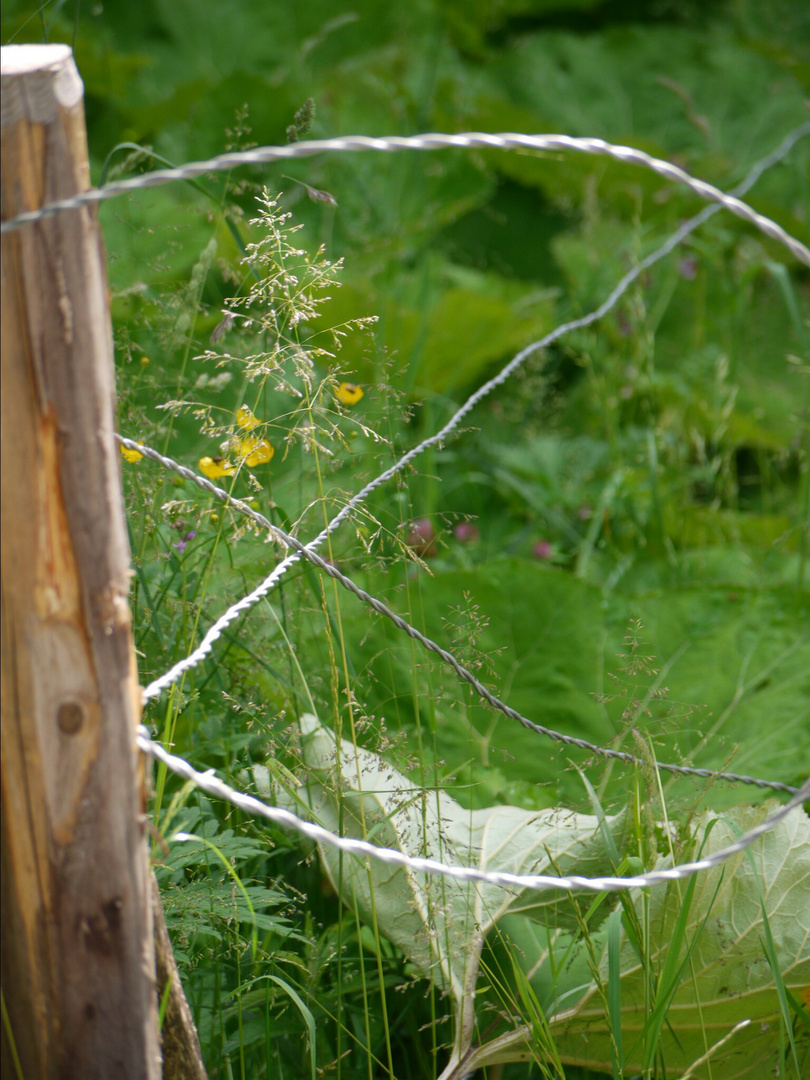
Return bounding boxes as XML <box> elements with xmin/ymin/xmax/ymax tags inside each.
<box><xmin>137</xmin><ymin>727</ymin><xmax>810</xmax><ymax>894</ymax></box>
<box><xmin>3</xmin><ymin>129</ymin><xmax>809</xmax><ymax>265</ymax></box>
<box><xmin>134</xmin><ymin>122</ymin><xmax>809</xmax><ymax>729</ymax></box>
<box><xmin>724</xmin><ymin>120</ymin><xmax>810</xmax><ymax>191</ymax></box>
<box><xmin>122</xmin><ymin>435</ymin><xmax>800</xmax><ymax>797</ymax></box>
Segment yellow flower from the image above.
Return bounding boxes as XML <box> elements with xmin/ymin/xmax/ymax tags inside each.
<box><xmin>121</xmin><ymin>443</ymin><xmax>145</xmax><ymax>463</ymax></box>
<box><xmin>335</xmin><ymin>382</ymin><xmax>364</xmax><ymax>406</ymax></box>
<box><xmin>233</xmin><ymin>408</ymin><xmax>273</xmax><ymax>464</ymax></box>
<box><xmin>245</xmin><ymin>440</ymin><xmax>274</xmax><ymax>467</ymax></box>
<box><xmin>236</xmin><ymin>405</ymin><xmax>261</xmax><ymax>431</ymax></box>
<box><xmin>235</xmin><ymin>435</ymin><xmax>275</xmax><ymax>467</ymax></box>
<box><xmin>199</xmin><ymin>456</ymin><xmax>236</xmax><ymax>480</ymax></box>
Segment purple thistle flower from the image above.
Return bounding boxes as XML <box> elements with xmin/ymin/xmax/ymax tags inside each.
<box><xmin>532</xmin><ymin>539</ymin><xmax>554</xmax><ymax>560</ymax></box>
<box><xmin>454</xmin><ymin>522</ymin><xmax>480</xmax><ymax>544</ymax></box>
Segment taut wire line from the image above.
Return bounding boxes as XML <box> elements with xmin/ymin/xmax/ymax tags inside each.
<box><xmin>138</xmin><ymin>727</ymin><xmax>810</xmax><ymax>895</ymax></box>
<box><xmin>121</xmin><ymin>436</ymin><xmax>799</xmax><ymax>798</ymax></box>
<box><xmin>3</xmin><ymin>129</ymin><xmax>810</xmax><ymax>266</ymax></box>
<box><xmin>132</xmin><ymin>125</ymin><xmax>808</xmax><ymax>767</ymax></box>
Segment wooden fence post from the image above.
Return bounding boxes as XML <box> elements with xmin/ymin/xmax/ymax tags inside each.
<box><xmin>1</xmin><ymin>44</ymin><xmax>161</xmax><ymax>1079</ymax></box>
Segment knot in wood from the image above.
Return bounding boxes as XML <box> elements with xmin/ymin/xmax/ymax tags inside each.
<box><xmin>57</xmin><ymin>699</ymin><xmax>85</xmax><ymax>735</ymax></box>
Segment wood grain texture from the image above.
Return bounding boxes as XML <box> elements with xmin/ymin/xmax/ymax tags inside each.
<box><xmin>1</xmin><ymin>45</ymin><xmax>160</xmax><ymax>1079</ymax></box>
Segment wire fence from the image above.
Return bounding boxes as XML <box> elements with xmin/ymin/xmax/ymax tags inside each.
<box><xmin>3</xmin><ymin>129</ymin><xmax>810</xmax><ymax>268</ymax></box>
<box><xmin>135</xmin><ymin>124</ymin><xmax>810</xmax><ymax>714</ymax></box>
<box><xmin>138</xmin><ymin>726</ymin><xmax>810</xmax><ymax>893</ymax></box>
<box><xmin>23</xmin><ymin>123</ymin><xmax>808</xmax><ymax>891</ymax></box>
<box><xmin>120</xmin><ymin>435</ymin><xmax>802</xmax><ymax>799</ymax></box>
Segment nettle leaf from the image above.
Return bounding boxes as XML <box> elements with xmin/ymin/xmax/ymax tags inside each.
<box><xmin>275</xmin><ymin>714</ymin><xmax>626</xmax><ymax>1072</ymax></box>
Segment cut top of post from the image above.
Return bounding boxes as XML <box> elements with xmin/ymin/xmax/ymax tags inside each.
<box><xmin>1</xmin><ymin>44</ymin><xmax>83</xmax><ymax>126</ymax></box>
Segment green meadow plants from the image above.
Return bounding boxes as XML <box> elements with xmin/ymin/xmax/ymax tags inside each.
<box><xmin>109</xmin><ymin>155</ymin><xmax>810</xmax><ymax>1076</ymax></box>
<box><xmin>16</xmin><ymin>0</ymin><xmax>801</xmax><ymax>1072</ymax></box>
<box><xmin>244</xmin><ymin>684</ymin><xmax>809</xmax><ymax>1078</ymax></box>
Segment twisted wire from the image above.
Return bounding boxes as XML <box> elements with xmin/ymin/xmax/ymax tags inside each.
<box><xmin>133</xmin><ymin>123</ymin><xmax>808</xmax><ymax>736</ymax></box>
<box><xmin>3</xmin><ymin>130</ymin><xmax>809</xmax><ymax>265</ymax></box>
<box><xmin>138</xmin><ymin>727</ymin><xmax>810</xmax><ymax>894</ymax></box>
<box><xmin>115</xmin><ymin>128</ymin><xmax>808</xmax><ymax>898</ymax></box>
<box><xmin>122</xmin><ymin>436</ymin><xmax>799</xmax><ymax>797</ymax></box>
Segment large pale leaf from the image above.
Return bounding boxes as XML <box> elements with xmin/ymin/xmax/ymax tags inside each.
<box><xmin>260</xmin><ymin>722</ymin><xmax>808</xmax><ymax>1078</ymax></box>
<box><xmin>486</xmin><ymin>801</ymin><xmax>810</xmax><ymax>1080</ymax></box>
<box><xmin>278</xmin><ymin>713</ymin><xmax>626</xmax><ymax>1004</ymax></box>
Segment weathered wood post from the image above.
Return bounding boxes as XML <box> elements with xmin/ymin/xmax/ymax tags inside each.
<box><xmin>1</xmin><ymin>44</ymin><xmax>160</xmax><ymax>1079</ymax></box>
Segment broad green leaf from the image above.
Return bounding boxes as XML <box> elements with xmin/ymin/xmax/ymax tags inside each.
<box><xmin>306</xmin><ymin>267</ymin><xmax>554</xmax><ymax>393</ymax></box>
<box><xmin>348</xmin><ymin>561</ymin><xmax>809</xmax><ymax>804</ymax></box>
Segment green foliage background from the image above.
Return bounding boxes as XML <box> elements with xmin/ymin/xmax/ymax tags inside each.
<box><xmin>3</xmin><ymin>1</ymin><xmax>809</xmax><ymax>1077</ymax></box>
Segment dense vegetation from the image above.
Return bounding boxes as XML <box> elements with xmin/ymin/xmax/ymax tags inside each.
<box><xmin>3</xmin><ymin>1</ymin><xmax>809</xmax><ymax>1077</ymax></box>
